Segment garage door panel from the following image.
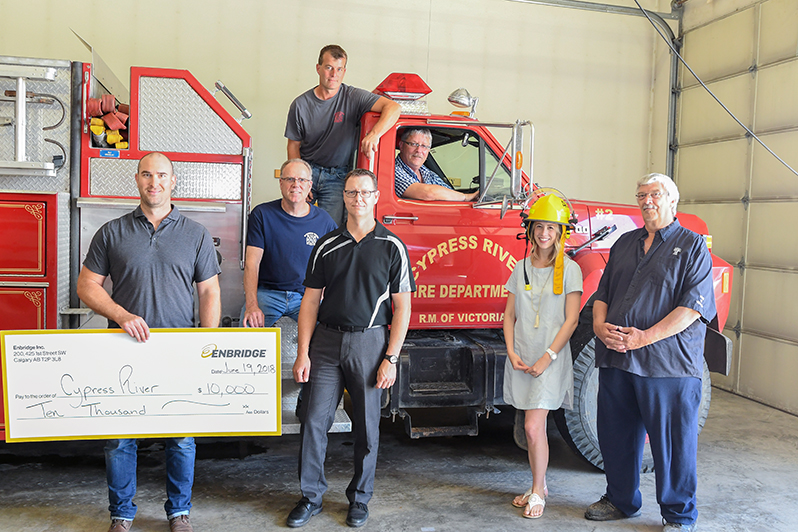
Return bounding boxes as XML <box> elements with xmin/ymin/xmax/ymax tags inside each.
<box><xmin>680</xmin><ymin>76</ymin><xmax>753</xmax><ymax>144</ymax></box>
<box><xmin>747</xmin><ymin>203</ymin><xmax>798</xmax><ymax>267</ymax></box>
<box><xmin>679</xmin><ymin>204</ymin><xmax>745</xmax><ymax>265</ymax></box>
<box><xmin>751</xmin><ymin>131</ymin><xmax>798</xmax><ymax>197</ymax></box>
<box><xmin>742</xmin><ymin>269</ymin><xmax>798</xmax><ymax>342</ymax></box>
<box><xmin>759</xmin><ymin>0</ymin><xmax>798</xmax><ymax>65</ymax></box>
<box><xmin>676</xmin><ymin>140</ymin><xmax>748</xmax><ymax>200</ymax></box>
<box><xmin>681</xmin><ymin>8</ymin><xmax>755</xmax><ymax>87</ymax></box>
<box><xmin>738</xmin><ymin>335</ymin><xmax>798</xmax><ymax>414</ymax></box>
<box><xmin>755</xmin><ymin>61</ymin><xmax>798</xmax><ymax>131</ymax></box>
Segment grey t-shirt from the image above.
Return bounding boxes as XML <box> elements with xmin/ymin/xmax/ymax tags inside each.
<box><xmin>284</xmin><ymin>84</ymin><xmax>380</xmax><ymax>168</ymax></box>
<box><xmin>83</xmin><ymin>205</ymin><xmax>221</xmax><ymax>329</ymax></box>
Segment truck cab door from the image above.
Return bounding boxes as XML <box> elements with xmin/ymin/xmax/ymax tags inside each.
<box><xmin>374</xmin><ymin>123</ymin><xmax>524</xmax><ymax>330</ymax></box>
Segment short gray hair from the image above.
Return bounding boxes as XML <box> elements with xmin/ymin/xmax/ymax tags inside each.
<box><xmin>401</xmin><ymin>128</ymin><xmax>432</xmax><ymax>145</ymax></box>
<box><xmin>637</xmin><ymin>172</ymin><xmax>679</xmax><ymax>216</ymax></box>
<box><xmin>280</xmin><ymin>158</ymin><xmax>312</xmax><ymax>178</ymax></box>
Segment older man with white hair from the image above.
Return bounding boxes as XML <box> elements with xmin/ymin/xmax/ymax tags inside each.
<box><xmin>585</xmin><ymin>173</ymin><xmax>716</xmax><ymax>532</ymax></box>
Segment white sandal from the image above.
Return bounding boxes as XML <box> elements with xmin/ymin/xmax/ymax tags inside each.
<box><xmin>523</xmin><ymin>492</ymin><xmax>545</xmax><ymax>519</ymax></box>
<box><xmin>511</xmin><ymin>485</ymin><xmax>549</xmax><ymax>508</ymax></box>
<box><xmin>512</xmin><ymin>487</ymin><xmax>534</xmax><ymax>508</ymax></box>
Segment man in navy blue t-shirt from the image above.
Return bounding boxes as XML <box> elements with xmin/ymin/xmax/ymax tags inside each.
<box><xmin>240</xmin><ymin>159</ymin><xmax>337</xmax><ymax>328</ymax></box>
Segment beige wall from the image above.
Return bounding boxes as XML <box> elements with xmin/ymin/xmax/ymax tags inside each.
<box><xmin>680</xmin><ymin>0</ymin><xmax>798</xmax><ymax>414</ymax></box>
<box><xmin>0</xmin><ymin>0</ymin><xmax>670</xmax><ymax>207</ymax></box>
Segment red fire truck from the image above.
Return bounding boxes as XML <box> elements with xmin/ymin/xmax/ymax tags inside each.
<box><xmin>348</xmin><ymin>73</ymin><xmax>733</xmax><ymax>470</ymax></box>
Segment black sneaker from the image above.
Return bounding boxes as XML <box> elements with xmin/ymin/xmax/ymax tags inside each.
<box><xmin>346</xmin><ymin>502</ymin><xmax>369</xmax><ymax>528</ymax></box>
<box><xmin>585</xmin><ymin>495</ymin><xmax>641</xmax><ymax>521</ymax></box>
<box><xmin>287</xmin><ymin>497</ymin><xmax>322</xmax><ymax>528</ymax></box>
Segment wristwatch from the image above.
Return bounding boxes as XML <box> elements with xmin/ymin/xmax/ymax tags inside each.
<box><xmin>384</xmin><ymin>354</ymin><xmax>399</xmax><ymax>364</ymax></box>
<box><xmin>546</xmin><ymin>348</ymin><xmax>558</xmax><ymax>361</ymax></box>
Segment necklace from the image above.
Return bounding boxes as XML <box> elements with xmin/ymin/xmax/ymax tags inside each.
<box><xmin>525</xmin><ymin>257</ymin><xmax>553</xmax><ymax>328</ymax></box>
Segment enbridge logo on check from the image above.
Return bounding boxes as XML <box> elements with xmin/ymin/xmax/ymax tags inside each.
<box><xmin>201</xmin><ymin>344</ymin><xmax>269</xmax><ymax>358</ymax></box>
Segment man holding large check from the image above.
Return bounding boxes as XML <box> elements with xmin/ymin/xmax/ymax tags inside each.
<box><xmin>77</xmin><ymin>152</ymin><xmax>221</xmax><ymax>532</ymax></box>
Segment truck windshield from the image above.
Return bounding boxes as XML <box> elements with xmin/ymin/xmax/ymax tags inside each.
<box><xmin>417</xmin><ymin>128</ymin><xmax>512</xmax><ymax>202</ymax></box>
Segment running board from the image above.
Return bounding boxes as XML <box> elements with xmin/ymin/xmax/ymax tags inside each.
<box><xmin>401</xmin><ymin>407</ymin><xmax>480</xmax><ymax>438</ymax></box>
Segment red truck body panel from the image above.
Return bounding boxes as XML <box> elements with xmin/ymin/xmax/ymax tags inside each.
<box><xmin>361</xmin><ymin>112</ymin><xmax>732</xmax><ymax>333</ymax></box>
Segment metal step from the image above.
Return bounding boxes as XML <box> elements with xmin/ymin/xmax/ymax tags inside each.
<box><xmin>402</xmin><ymin>407</ymin><xmax>480</xmax><ymax>438</ymax></box>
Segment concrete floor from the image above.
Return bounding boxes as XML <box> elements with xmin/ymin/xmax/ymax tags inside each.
<box><xmin>0</xmin><ymin>388</ymin><xmax>797</xmax><ymax>532</ymax></box>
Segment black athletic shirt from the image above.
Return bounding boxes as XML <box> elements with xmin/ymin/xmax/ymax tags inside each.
<box><xmin>304</xmin><ymin>222</ymin><xmax>415</xmax><ymax>328</ymax></box>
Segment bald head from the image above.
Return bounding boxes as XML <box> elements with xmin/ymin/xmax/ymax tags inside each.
<box><xmin>137</xmin><ymin>152</ymin><xmax>174</xmax><ymax>175</ymax></box>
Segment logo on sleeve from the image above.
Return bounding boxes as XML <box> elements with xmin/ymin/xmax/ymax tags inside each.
<box><xmin>305</xmin><ymin>232</ymin><xmax>320</xmax><ymax>246</ymax></box>
<box><xmin>334</xmin><ymin>111</ymin><xmax>344</xmax><ymax>123</ymax></box>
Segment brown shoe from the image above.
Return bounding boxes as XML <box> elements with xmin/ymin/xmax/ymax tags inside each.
<box><xmin>108</xmin><ymin>520</ymin><xmax>132</xmax><ymax>532</ymax></box>
<box><xmin>169</xmin><ymin>515</ymin><xmax>194</xmax><ymax>532</ymax></box>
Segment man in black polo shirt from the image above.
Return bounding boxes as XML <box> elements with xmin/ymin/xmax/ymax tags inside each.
<box><xmin>287</xmin><ymin>168</ymin><xmax>414</xmax><ymax>528</ymax></box>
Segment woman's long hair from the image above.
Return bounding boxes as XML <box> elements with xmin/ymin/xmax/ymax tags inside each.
<box><xmin>527</xmin><ymin>221</ymin><xmax>562</xmax><ymax>267</ymax></box>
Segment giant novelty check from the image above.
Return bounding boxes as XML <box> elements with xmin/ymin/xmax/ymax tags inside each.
<box><xmin>1</xmin><ymin>329</ymin><xmax>280</xmax><ymax>442</ymax></box>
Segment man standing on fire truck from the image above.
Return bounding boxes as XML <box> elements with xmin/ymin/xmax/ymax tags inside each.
<box><xmin>77</xmin><ymin>152</ymin><xmax>221</xmax><ymax>532</ymax></box>
<box><xmin>285</xmin><ymin>44</ymin><xmax>401</xmax><ymax>226</ymax></box>
<box><xmin>287</xmin><ymin>169</ymin><xmax>414</xmax><ymax>528</ymax></box>
<box><xmin>584</xmin><ymin>173</ymin><xmax>715</xmax><ymax>532</ymax></box>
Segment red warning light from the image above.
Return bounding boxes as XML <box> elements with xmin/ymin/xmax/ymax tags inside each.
<box><xmin>374</xmin><ymin>73</ymin><xmax>432</xmax><ymax>101</ymax></box>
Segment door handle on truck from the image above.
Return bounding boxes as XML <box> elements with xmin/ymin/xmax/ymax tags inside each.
<box><xmin>383</xmin><ymin>214</ymin><xmax>418</xmax><ymax>224</ymax></box>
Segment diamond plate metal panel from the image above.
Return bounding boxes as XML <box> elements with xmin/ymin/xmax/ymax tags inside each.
<box><xmin>139</xmin><ymin>77</ymin><xmax>242</xmax><ymax>155</ymax></box>
<box><xmin>57</xmin><ymin>192</ymin><xmax>70</xmax><ymax>328</ymax></box>
<box><xmin>277</xmin><ymin>316</ymin><xmax>299</xmax><ymax>379</ymax></box>
<box><xmin>89</xmin><ymin>158</ymin><xmax>241</xmax><ymax>200</ymax></box>
<box><xmin>0</xmin><ymin>57</ymin><xmax>71</xmax><ymax>192</ymax></box>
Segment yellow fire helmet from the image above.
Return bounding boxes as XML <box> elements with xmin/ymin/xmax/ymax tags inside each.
<box><xmin>523</xmin><ymin>191</ymin><xmax>575</xmax><ymax>295</ymax></box>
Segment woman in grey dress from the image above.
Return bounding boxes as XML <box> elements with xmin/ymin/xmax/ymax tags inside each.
<box><xmin>503</xmin><ymin>194</ymin><xmax>583</xmax><ymax>518</ymax></box>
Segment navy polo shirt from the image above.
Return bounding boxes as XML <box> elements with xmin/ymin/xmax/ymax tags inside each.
<box><xmin>594</xmin><ymin>218</ymin><xmax>716</xmax><ymax>378</ymax></box>
<box><xmin>304</xmin><ymin>221</ymin><xmax>415</xmax><ymax>328</ymax></box>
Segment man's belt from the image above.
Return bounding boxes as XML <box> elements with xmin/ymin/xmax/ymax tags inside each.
<box><xmin>320</xmin><ymin>322</ymin><xmax>383</xmax><ymax>333</ymax></box>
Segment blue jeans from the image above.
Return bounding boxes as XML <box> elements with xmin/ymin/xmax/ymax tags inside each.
<box><xmin>239</xmin><ymin>288</ymin><xmax>302</xmax><ymax>327</ymax></box>
<box><xmin>310</xmin><ymin>163</ymin><xmax>349</xmax><ymax>226</ymax></box>
<box><xmin>105</xmin><ymin>437</ymin><xmax>196</xmax><ymax>520</ymax></box>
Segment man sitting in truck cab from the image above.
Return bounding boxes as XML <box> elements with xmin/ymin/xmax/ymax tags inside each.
<box><xmin>395</xmin><ymin>128</ymin><xmax>479</xmax><ymax>202</ymax></box>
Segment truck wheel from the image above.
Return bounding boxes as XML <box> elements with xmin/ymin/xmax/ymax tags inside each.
<box><xmin>550</xmin><ymin>336</ymin><xmax>712</xmax><ymax>472</ymax></box>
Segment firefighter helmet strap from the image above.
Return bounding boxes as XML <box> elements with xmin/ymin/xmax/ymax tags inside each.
<box><xmin>553</xmin><ymin>230</ymin><xmax>567</xmax><ymax>295</ymax></box>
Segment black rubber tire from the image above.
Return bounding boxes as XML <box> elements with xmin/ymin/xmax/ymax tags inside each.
<box><xmin>550</xmin><ymin>334</ymin><xmax>712</xmax><ymax>472</ymax></box>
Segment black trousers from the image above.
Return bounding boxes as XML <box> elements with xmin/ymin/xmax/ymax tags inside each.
<box><xmin>298</xmin><ymin>324</ymin><xmax>388</xmax><ymax>505</ymax></box>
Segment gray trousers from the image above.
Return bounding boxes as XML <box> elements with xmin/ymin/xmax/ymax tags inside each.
<box><xmin>298</xmin><ymin>324</ymin><xmax>388</xmax><ymax>505</ymax></box>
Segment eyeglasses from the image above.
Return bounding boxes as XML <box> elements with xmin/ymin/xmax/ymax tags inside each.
<box><xmin>280</xmin><ymin>177</ymin><xmax>312</xmax><ymax>185</ymax></box>
<box><xmin>402</xmin><ymin>140</ymin><xmax>431</xmax><ymax>150</ymax></box>
<box><xmin>635</xmin><ymin>191</ymin><xmax>665</xmax><ymax>201</ymax></box>
<box><xmin>344</xmin><ymin>189</ymin><xmax>377</xmax><ymax>199</ymax></box>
